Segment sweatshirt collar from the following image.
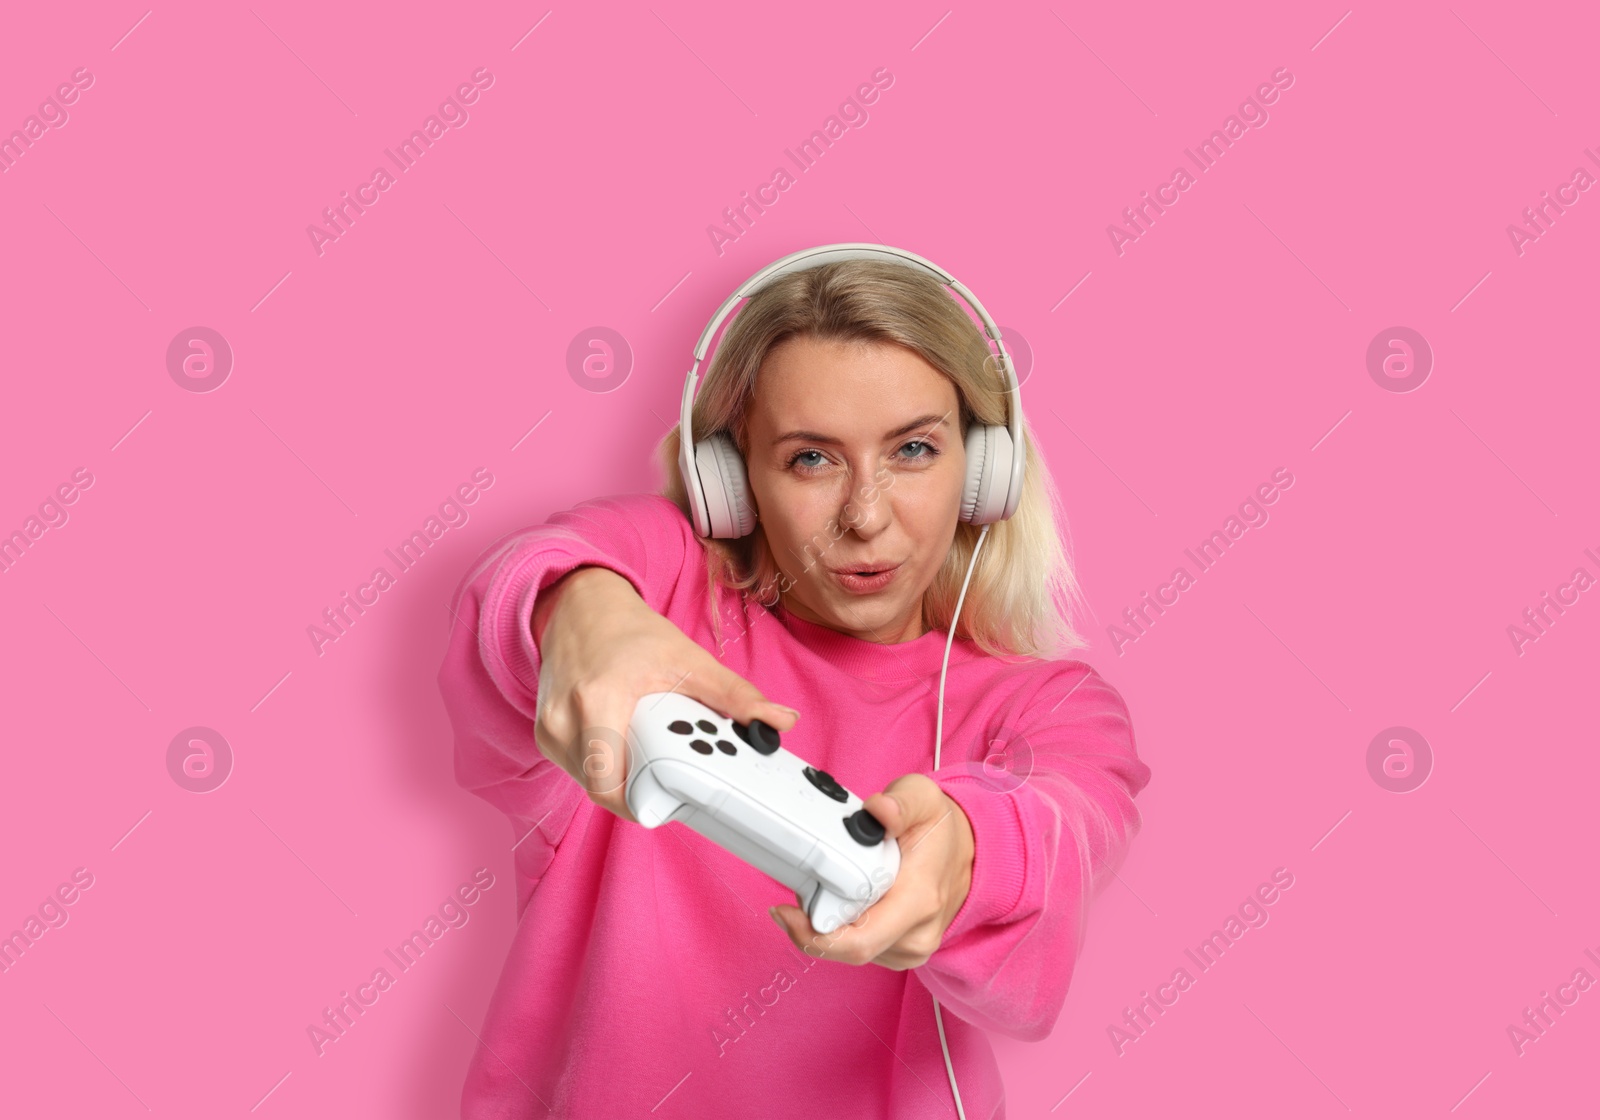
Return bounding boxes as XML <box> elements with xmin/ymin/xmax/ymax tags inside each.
<box><xmin>768</xmin><ymin>600</ymin><xmax>978</xmax><ymax>683</ymax></box>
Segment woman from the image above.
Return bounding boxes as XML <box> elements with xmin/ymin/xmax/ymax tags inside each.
<box><xmin>438</xmin><ymin>251</ymin><xmax>1151</xmax><ymax>1118</ymax></box>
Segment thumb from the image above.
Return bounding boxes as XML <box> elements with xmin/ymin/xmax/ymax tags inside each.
<box><xmin>698</xmin><ymin>665</ymin><xmax>800</xmax><ymax>733</ymax></box>
<box><xmin>864</xmin><ymin>775</ymin><xmax>935</xmax><ymax>840</ymax></box>
<box><xmin>862</xmin><ymin>790</ymin><xmax>911</xmax><ymax>840</ymax></box>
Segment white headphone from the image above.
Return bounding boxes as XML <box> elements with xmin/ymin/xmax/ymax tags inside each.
<box><xmin>677</xmin><ymin>242</ymin><xmax>1026</xmax><ymax>540</ymax></box>
<box><xmin>679</xmin><ymin>243</ymin><xmax>1027</xmax><ymax>1120</ymax></box>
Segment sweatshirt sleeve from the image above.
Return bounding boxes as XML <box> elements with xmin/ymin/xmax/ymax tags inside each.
<box><xmin>436</xmin><ymin>492</ymin><xmax>698</xmax><ymax>884</ymax></box>
<box><xmin>917</xmin><ymin>663</ymin><xmax>1151</xmax><ymax>1041</ymax></box>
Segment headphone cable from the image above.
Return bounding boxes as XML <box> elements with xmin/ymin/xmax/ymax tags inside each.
<box><xmin>928</xmin><ymin>521</ymin><xmax>988</xmax><ymax>1120</ymax></box>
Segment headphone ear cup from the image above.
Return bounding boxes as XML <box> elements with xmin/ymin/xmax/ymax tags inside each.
<box><xmin>961</xmin><ymin>423</ymin><xmax>1015</xmax><ymax>525</ymax></box>
<box><xmin>694</xmin><ymin>433</ymin><xmax>757</xmax><ymax>538</ymax></box>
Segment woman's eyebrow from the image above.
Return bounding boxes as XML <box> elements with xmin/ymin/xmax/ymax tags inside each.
<box><xmin>774</xmin><ymin>411</ymin><xmax>951</xmax><ymax>445</ymax></box>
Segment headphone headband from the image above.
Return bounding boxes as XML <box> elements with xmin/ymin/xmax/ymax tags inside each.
<box><xmin>678</xmin><ymin>242</ymin><xmax>1026</xmax><ymax>536</ymax></box>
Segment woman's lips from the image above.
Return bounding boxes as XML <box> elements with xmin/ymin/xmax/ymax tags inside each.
<box><xmin>830</xmin><ymin>565</ymin><xmax>901</xmax><ymax>594</ymax></box>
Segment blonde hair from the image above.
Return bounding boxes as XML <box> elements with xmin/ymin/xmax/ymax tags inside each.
<box><xmin>654</xmin><ymin>258</ymin><xmax>1087</xmax><ymax>661</ymax></box>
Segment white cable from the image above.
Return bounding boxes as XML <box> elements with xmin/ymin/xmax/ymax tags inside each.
<box><xmin>931</xmin><ymin>998</ymin><xmax>964</xmax><ymax>1120</ymax></box>
<box><xmin>936</xmin><ymin>523</ymin><xmax>988</xmax><ymax>770</ymax></box>
<box><xmin>928</xmin><ymin>522</ymin><xmax>988</xmax><ymax>1120</ymax></box>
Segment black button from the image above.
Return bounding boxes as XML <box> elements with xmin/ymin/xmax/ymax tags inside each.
<box><xmin>804</xmin><ymin>766</ymin><xmax>848</xmax><ymax>803</ymax></box>
<box><xmin>843</xmin><ymin>808</ymin><xmax>886</xmax><ymax>846</ymax></box>
<box><xmin>689</xmin><ymin>739</ymin><xmax>713</xmax><ymax>755</ymax></box>
<box><xmin>715</xmin><ymin>739</ymin><xmax>736</xmax><ymax>755</ymax></box>
<box><xmin>696</xmin><ymin>719</ymin><xmax>718</xmax><ymax>734</ymax></box>
<box><xmin>669</xmin><ymin>720</ymin><xmax>694</xmax><ymax>735</ymax></box>
<box><xmin>734</xmin><ymin>719</ymin><xmax>781</xmax><ymax>755</ymax></box>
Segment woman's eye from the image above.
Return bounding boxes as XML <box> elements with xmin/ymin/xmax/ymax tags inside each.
<box><xmin>788</xmin><ymin>442</ymin><xmax>937</xmax><ymax>471</ymax></box>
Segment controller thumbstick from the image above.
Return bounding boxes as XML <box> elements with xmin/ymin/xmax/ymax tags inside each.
<box><xmin>735</xmin><ymin>718</ymin><xmax>780</xmax><ymax>755</ymax></box>
<box><xmin>844</xmin><ymin>808</ymin><xmax>886</xmax><ymax>846</ymax></box>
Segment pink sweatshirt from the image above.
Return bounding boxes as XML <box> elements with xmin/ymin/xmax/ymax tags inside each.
<box><xmin>438</xmin><ymin>493</ymin><xmax>1151</xmax><ymax>1119</ymax></box>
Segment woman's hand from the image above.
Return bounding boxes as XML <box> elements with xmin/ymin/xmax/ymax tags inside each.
<box><xmin>531</xmin><ymin>565</ymin><xmax>800</xmax><ymax>822</ymax></box>
<box><xmin>768</xmin><ymin>774</ymin><xmax>975</xmax><ymax>969</ymax></box>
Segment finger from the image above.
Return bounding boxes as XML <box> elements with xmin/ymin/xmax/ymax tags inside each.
<box><xmin>861</xmin><ymin>791</ymin><xmax>909</xmax><ymax>839</ymax></box>
<box><xmin>576</xmin><ymin>721</ymin><xmax>627</xmax><ymax>795</ymax></box>
<box><xmin>782</xmin><ymin>870</ymin><xmax>939</xmax><ymax>966</ymax></box>
<box><xmin>803</xmin><ymin>906</ymin><xmax>916</xmax><ymax>966</ymax></box>
<box><xmin>772</xmin><ymin>902</ymin><xmax>883</xmax><ymax>963</ymax></box>
<box><xmin>826</xmin><ymin>877</ymin><xmax>938</xmax><ymax>964</ymax></box>
<box><xmin>691</xmin><ymin>663</ymin><xmax>800</xmax><ymax>733</ymax></box>
<box><xmin>773</xmin><ymin>903</ymin><xmax>867</xmax><ymax>963</ymax></box>
<box><xmin>574</xmin><ymin>706</ymin><xmax>636</xmax><ymax>821</ymax></box>
<box><xmin>769</xmin><ymin>903</ymin><xmax>810</xmax><ymax>949</ymax></box>
<box><xmin>863</xmin><ymin>774</ymin><xmax>939</xmax><ymax>840</ymax></box>
<box><xmin>823</xmin><ymin>795</ymin><xmax>961</xmax><ymax>965</ymax></box>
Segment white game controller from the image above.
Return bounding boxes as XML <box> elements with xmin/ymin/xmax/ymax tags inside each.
<box><xmin>624</xmin><ymin>692</ymin><xmax>901</xmax><ymax>934</ymax></box>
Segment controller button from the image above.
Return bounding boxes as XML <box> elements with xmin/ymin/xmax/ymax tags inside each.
<box><xmin>803</xmin><ymin>766</ymin><xmax>849</xmax><ymax>803</ymax></box>
<box><xmin>689</xmin><ymin>739</ymin><xmax>714</xmax><ymax>755</ymax></box>
<box><xmin>734</xmin><ymin>719</ymin><xmax>781</xmax><ymax>755</ymax></box>
<box><xmin>696</xmin><ymin>719</ymin><xmax>718</xmax><ymax>734</ymax></box>
<box><xmin>715</xmin><ymin>739</ymin><xmax>737</xmax><ymax>755</ymax></box>
<box><xmin>843</xmin><ymin>808</ymin><xmax>886</xmax><ymax>846</ymax></box>
<box><xmin>669</xmin><ymin>720</ymin><xmax>694</xmax><ymax>735</ymax></box>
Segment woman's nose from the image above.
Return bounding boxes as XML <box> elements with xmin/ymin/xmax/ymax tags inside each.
<box><xmin>839</xmin><ymin>469</ymin><xmax>889</xmax><ymax>533</ymax></box>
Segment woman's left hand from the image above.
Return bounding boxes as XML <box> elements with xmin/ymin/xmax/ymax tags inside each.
<box><xmin>769</xmin><ymin>773</ymin><xmax>974</xmax><ymax>970</ymax></box>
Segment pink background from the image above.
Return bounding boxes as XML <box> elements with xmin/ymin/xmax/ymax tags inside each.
<box><xmin>1</xmin><ymin>2</ymin><xmax>1595</xmax><ymax>1115</ymax></box>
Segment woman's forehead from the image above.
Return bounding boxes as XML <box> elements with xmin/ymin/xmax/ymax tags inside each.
<box><xmin>751</xmin><ymin>338</ymin><xmax>957</xmax><ymax>419</ymax></box>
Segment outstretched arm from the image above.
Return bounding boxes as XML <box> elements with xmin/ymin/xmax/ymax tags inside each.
<box><xmin>439</xmin><ymin>492</ymin><xmax>800</xmax><ymax>882</ymax></box>
<box><xmin>767</xmin><ymin>663</ymin><xmax>1150</xmax><ymax>1041</ymax></box>
<box><xmin>920</xmin><ymin>664</ymin><xmax>1149</xmax><ymax>1040</ymax></box>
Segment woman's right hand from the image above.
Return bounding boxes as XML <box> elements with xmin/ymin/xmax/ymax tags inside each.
<box><xmin>530</xmin><ymin>565</ymin><xmax>800</xmax><ymax>822</ymax></box>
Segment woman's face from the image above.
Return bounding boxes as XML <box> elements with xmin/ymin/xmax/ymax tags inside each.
<box><xmin>742</xmin><ymin>335</ymin><xmax>966</xmax><ymax>644</ymax></box>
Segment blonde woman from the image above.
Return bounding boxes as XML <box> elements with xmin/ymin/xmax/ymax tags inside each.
<box><xmin>439</xmin><ymin>249</ymin><xmax>1151</xmax><ymax>1118</ymax></box>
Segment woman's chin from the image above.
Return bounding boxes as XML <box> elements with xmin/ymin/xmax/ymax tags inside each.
<box><xmin>821</xmin><ymin>594</ymin><xmax>920</xmax><ymax>641</ymax></box>
<box><xmin>781</xmin><ymin>581</ymin><xmax>923</xmax><ymax>642</ymax></box>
